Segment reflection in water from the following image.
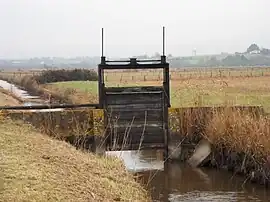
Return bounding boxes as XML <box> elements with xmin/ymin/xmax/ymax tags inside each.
<box><xmin>108</xmin><ymin>150</ymin><xmax>270</xmax><ymax>202</ymax></box>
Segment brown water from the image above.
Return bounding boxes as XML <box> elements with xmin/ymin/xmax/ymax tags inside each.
<box><xmin>107</xmin><ymin>150</ymin><xmax>270</xmax><ymax>202</ymax></box>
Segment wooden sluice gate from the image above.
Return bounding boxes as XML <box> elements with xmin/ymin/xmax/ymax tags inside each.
<box><xmin>98</xmin><ymin>28</ymin><xmax>170</xmax><ymax>153</ymax></box>
<box><xmin>98</xmin><ymin>60</ymin><xmax>170</xmax><ymax>152</ymax></box>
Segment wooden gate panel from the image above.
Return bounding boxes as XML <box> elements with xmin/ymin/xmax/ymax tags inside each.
<box><xmin>104</xmin><ymin>88</ymin><xmax>165</xmax><ymax>150</ymax></box>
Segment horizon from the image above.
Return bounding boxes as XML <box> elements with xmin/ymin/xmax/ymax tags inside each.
<box><xmin>0</xmin><ymin>46</ymin><xmax>262</xmax><ymax>61</ymax></box>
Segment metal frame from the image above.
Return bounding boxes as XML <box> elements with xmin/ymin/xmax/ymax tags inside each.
<box><xmin>97</xmin><ymin>27</ymin><xmax>171</xmax><ymax>157</ymax></box>
<box><xmin>98</xmin><ymin>27</ymin><xmax>170</xmax><ymax>109</ymax></box>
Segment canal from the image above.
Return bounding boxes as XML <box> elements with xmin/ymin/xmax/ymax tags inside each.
<box><xmin>108</xmin><ymin>150</ymin><xmax>270</xmax><ymax>202</ymax></box>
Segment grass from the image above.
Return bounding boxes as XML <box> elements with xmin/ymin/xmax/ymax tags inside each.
<box><xmin>43</xmin><ymin>76</ymin><xmax>270</xmax><ymax>112</ymax></box>
<box><xmin>205</xmin><ymin>108</ymin><xmax>270</xmax><ymax>159</ymax></box>
<box><xmin>0</xmin><ymin>119</ymin><xmax>150</xmax><ymax>202</ymax></box>
<box><xmin>0</xmin><ymin>89</ymin><xmax>21</xmax><ymax>106</ymax></box>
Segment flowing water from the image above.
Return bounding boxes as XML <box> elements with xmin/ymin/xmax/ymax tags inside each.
<box><xmin>1</xmin><ymin>79</ymin><xmax>270</xmax><ymax>201</ymax></box>
<box><xmin>107</xmin><ymin>150</ymin><xmax>270</xmax><ymax>202</ymax></box>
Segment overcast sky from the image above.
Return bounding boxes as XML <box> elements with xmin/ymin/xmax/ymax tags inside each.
<box><xmin>0</xmin><ymin>0</ymin><xmax>269</xmax><ymax>59</ymax></box>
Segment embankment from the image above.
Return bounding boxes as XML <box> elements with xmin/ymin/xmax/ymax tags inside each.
<box><xmin>0</xmin><ymin>69</ymin><xmax>97</xmax><ymax>104</ymax></box>
<box><xmin>4</xmin><ymin>109</ymin><xmax>104</xmax><ymax>150</ymax></box>
<box><xmin>0</xmin><ymin>118</ymin><xmax>150</xmax><ymax>202</ymax></box>
<box><xmin>169</xmin><ymin>106</ymin><xmax>270</xmax><ymax>187</ymax></box>
<box><xmin>0</xmin><ymin>89</ymin><xmax>22</xmax><ymax>106</ymax></box>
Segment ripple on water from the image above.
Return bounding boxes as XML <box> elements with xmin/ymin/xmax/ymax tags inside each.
<box><xmin>169</xmin><ymin>191</ymin><xmax>263</xmax><ymax>202</ymax></box>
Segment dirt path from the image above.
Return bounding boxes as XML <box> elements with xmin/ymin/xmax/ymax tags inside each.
<box><xmin>0</xmin><ymin>89</ymin><xmax>20</xmax><ymax>106</ymax></box>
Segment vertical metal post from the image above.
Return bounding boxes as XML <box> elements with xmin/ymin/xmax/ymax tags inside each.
<box><xmin>98</xmin><ymin>65</ymin><xmax>103</xmax><ymax>108</ymax></box>
<box><xmin>101</xmin><ymin>28</ymin><xmax>106</xmax><ymax>64</ymax></box>
<box><xmin>163</xmin><ymin>66</ymin><xmax>170</xmax><ymax>107</ymax></box>
<box><xmin>101</xmin><ymin>28</ymin><xmax>104</xmax><ymax>57</ymax></box>
<box><xmin>163</xmin><ymin>26</ymin><xmax>165</xmax><ymax>56</ymax></box>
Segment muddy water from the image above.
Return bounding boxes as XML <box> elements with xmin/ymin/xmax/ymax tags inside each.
<box><xmin>107</xmin><ymin>150</ymin><xmax>270</xmax><ymax>202</ymax></box>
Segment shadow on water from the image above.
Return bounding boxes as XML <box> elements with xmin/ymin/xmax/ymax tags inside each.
<box><xmin>107</xmin><ymin>149</ymin><xmax>270</xmax><ymax>202</ymax></box>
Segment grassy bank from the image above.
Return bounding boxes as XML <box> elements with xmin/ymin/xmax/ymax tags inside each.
<box><xmin>0</xmin><ymin>89</ymin><xmax>21</xmax><ymax>106</ymax></box>
<box><xmin>0</xmin><ymin>119</ymin><xmax>150</xmax><ymax>202</ymax></box>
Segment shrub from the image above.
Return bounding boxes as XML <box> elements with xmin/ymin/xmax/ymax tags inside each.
<box><xmin>34</xmin><ymin>69</ymin><xmax>98</xmax><ymax>84</ymax></box>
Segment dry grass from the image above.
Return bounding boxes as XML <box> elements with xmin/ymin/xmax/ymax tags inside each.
<box><xmin>2</xmin><ymin>68</ymin><xmax>270</xmax><ymax>108</ymax></box>
<box><xmin>40</xmin><ymin>76</ymin><xmax>270</xmax><ymax>113</ymax></box>
<box><xmin>0</xmin><ymin>89</ymin><xmax>21</xmax><ymax>106</ymax></box>
<box><xmin>205</xmin><ymin>108</ymin><xmax>270</xmax><ymax>160</ymax></box>
<box><xmin>170</xmin><ymin>106</ymin><xmax>270</xmax><ymax>162</ymax></box>
<box><xmin>0</xmin><ymin>119</ymin><xmax>150</xmax><ymax>202</ymax></box>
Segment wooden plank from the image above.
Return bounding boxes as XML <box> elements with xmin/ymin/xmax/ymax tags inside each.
<box><xmin>106</xmin><ymin>125</ymin><xmax>164</xmax><ymax>142</ymax></box>
<box><xmin>108</xmin><ymin>121</ymin><xmax>163</xmax><ymax>127</ymax></box>
<box><xmin>106</xmin><ymin>110</ymin><xmax>163</xmax><ymax>123</ymax></box>
<box><xmin>106</xmin><ymin>93</ymin><xmax>163</xmax><ymax>105</ymax></box>
<box><xmin>106</xmin><ymin>103</ymin><xmax>163</xmax><ymax>110</ymax></box>
<box><xmin>105</xmin><ymin>86</ymin><xmax>164</xmax><ymax>93</ymax></box>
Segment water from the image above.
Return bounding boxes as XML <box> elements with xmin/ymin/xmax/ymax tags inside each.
<box><xmin>0</xmin><ymin>79</ymin><xmax>63</xmax><ymax>112</ymax></box>
<box><xmin>107</xmin><ymin>150</ymin><xmax>270</xmax><ymax>202</ymax></box>
<box><xmin>0</xmin><ymin>80</ymin><xmax>40</xmax><ymax>100</ymax></box>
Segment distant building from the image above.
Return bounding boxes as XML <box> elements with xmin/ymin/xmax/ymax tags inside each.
<box><xmin>249</xmin><ymin>50</ymin><xmax>260</xmax><ymax>54</ymax></box>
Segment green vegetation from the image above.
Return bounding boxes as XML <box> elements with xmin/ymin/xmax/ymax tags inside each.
<box><xmin>34</xmin><ymin>69</ymin><xmax>98</xmax><ymax>84</ymax></box>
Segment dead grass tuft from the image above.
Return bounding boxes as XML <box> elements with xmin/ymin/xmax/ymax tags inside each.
<box><xmin>205</xmin><ymin>108</ymin><xmax>270</xmax><ymax>160</ymax></box>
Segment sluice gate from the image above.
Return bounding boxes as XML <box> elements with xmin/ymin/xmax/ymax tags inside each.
<box><xmin>98</xmin><ymin>27</ymin><xmax>170</xmax><ymax>153</ymax></box>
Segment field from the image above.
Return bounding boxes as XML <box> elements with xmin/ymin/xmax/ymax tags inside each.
<box><xmin>2</xmin><ymin>67</ymin><xmax>270</xmax><ymax>111</ymax></box>
<box><xmin>42</xmin><ymin>69</ymin><xmax>270</xmax><ymax>112</ymax></box>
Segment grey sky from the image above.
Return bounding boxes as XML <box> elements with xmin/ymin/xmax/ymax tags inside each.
<box><xmin>0</xmin><ymin>0</ymin><xmax>269</xmax><ymax>59</ymax></box>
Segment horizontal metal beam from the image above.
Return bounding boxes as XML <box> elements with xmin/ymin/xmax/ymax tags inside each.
<box><xmin>98</xmin><ymin>63</ymin><xmax>169</xmax><ymax>70</ymax></box>
<box><xmin>0</xmin><ymin>103</ymin><xmax>100</xmax><ymax>110</ymax></box>
<box><xmin>105</xmin><ymin>59</ymin><xmax>162</xmax><ymax>63</ymax></box>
